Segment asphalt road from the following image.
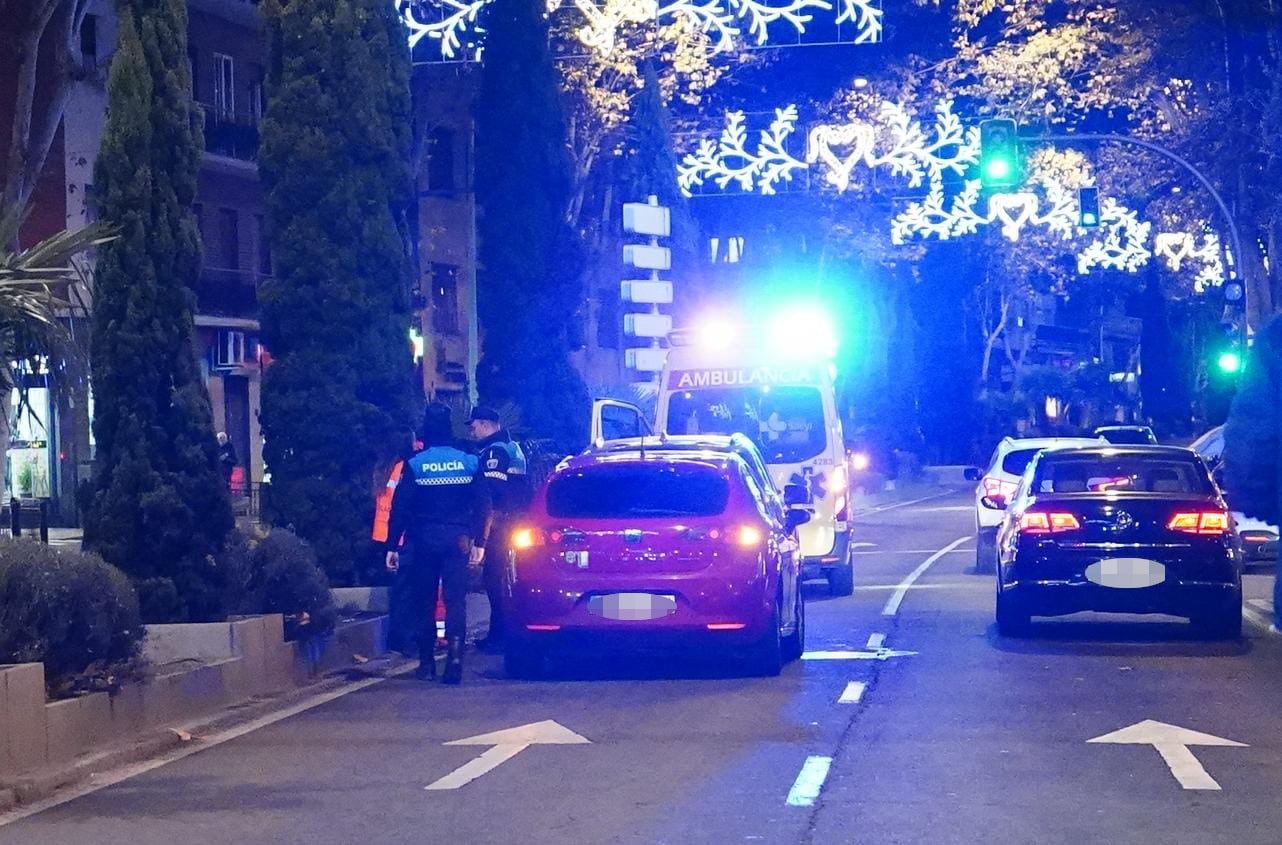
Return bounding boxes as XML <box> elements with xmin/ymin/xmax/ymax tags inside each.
<box><xmin>5</xmin><ymin>490</ymin><xmax>1282</xmax><ymax>844</ymax></box>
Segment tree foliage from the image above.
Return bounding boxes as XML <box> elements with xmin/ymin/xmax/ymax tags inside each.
<box><xmin>82</xmin><ymin>1</ymin><xmax>234</xmax><ymax>622</ymax></box>
<box><xmin>474</xmin><ymin>0</ymin><xmax>588</xmax><ymax>450</ymax></box>
<box><xmin>258</xmin><ymin>0</ymin><xmax>417</xmax><ymax>585</ymax></box>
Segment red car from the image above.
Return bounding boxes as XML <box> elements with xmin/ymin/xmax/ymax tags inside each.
<box><xmin>503</xmin><ymin>437</ymin><xmax>810</xmax><ymax>678</ymax></box>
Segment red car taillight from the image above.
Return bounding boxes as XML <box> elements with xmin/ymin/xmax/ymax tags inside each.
<box><xmin>511</xmin><ymin>527</ymin><xmax>544</xmax><ymax>550</ymax></box>
<box><xmin>982</xmin><ymin>476</ymin><xmax>1018</xmax><ymax>501</ymax></box>
<box><xmin>1020</xmin><ymin>512</ymin><xmax>1082</xmax><ymax>534</ymax></box>
<box><xmin>1167</xmin><ymin>511</ymin><xmax>1230</xmax><ymax>535</ymax></box>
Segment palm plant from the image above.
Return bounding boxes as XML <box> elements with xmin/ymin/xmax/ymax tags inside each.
<box><xmin>0</xmin><ymin>207</ymin><xmax>111</xmax><ymax>498</ymax></box>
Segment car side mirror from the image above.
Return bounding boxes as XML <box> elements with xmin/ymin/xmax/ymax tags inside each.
<box><xmin>981</xmin><ymin>495</ymin><xmax>1007</xmax><ymax>511</ymax></box>
<box><xmin>783</xmin><ymin>483</ymin><xmax>809</xmax><ymax>506</ymax></box>
<box><xmin>785</xmin><ymin>508</ymin><xmax>812</xmax><ymax>532</ymax></box>
<box><xmin>964</xmin><ymin>467</ymin><xmax>982</xmax><ymax>482</ymax></box>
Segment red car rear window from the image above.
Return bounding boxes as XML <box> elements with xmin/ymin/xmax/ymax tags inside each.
<box><xmin>547</xmin><ymin>465</ymin><xmax>730</xmax><ymax>518</ymax></box>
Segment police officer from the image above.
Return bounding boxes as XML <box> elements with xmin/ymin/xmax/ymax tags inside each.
<box><xmin>467</xmin><ymin>406</ymin><xmax>531</xmax><ymax>652</ymax></box>
<box><xmin>385</xmin><ymin>403</ymin><xmax>492</xmax><ymax>684</ymax></box>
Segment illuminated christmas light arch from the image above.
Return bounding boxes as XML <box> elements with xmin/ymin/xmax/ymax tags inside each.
<box><xmin>678</xmin><ymin>101</ymin><xmax>1225</xmax><ymax>285</ymax></box>
<box><xmin>394</xmin><ymin>0</ymin><xmax>884</xmax><ymax>61</ymax></box>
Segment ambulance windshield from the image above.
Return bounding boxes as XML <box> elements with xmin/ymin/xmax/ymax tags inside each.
<box><xmin>666</xmin><ymin>386</ymin><xmax>827</xmax><ymax>464</ymax></box>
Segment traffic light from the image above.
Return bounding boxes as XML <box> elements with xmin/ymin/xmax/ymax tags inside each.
<box><xmin>979</xmin><ymin>118</ymin><xmax>1020</xmax><ymax>190</ymax></box>
<box><xmin>1217</xmin><ymin>349</ymin><xmax>1243</xmax><ymax>375</ymax></box>
<box><xmin>1222</xmin><ymin>278</ymin><xmax>1246</xmax><ymax>311</ymax></box>
<box><xmin>1078</xmin><ymin>186</ymin><xmax>1100</xmax><ymax>228</ymax></box>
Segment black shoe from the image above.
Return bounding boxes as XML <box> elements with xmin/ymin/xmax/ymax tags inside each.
<box><xmin>442</xmin><ymin>637</ymin><xmax>464</xmax><ymax>685</ymax></box>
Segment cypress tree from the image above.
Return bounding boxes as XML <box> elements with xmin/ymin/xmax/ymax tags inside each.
<box><xmin>474</xmin><ymin>0</ymin><xmax>589</xmax><ymax>451</ymax></box>
<box><xmin>258</xmin><ymin>0</ymin><xmax>416</xmax><ymax>585</ymax></box>
<box><xmin>83</xmin><ymin>0</ymin><xmax>234</xmax><ymax>622</ymax></box>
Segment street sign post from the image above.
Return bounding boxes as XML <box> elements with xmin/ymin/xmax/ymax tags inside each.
<box><xmin>622</xmin><ymin>196</ymin><xmax>674</xmax><ymax>379</ymax></box>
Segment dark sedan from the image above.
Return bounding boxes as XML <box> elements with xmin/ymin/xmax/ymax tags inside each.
<box><xmin>992</xmin><ymin>446</ymin><xmax>1242</xmax><ymax>638</ymax></box>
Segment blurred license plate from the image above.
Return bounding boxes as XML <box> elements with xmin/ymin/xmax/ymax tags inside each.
<box><xmin>588</xmin><ymin>593</ymin><xmax>677</xmax><ymax>621</ymax></box>
<box><xmin>1086</xmin><ymin>558</ymin><xmax>1166</xmax><ymax>589</ymax></box>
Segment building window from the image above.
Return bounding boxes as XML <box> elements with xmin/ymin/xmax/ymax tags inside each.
<box><xmin>596</xmin><ymin>286</ymin><xmax>620</xmax><ymax>349</ymax></box>
<box><xmin>213</xmin><ymin>53</ymin><xmax>235</xmax><ymax>119</ymax></box>
<box><xmin>255</xmin><ymin>215</ymin><xmax>271</xmax><ymax>275</ymax></box>
<box><xmin>189</xmin><ymin>48</ymin><xmax>199</xmax><ymax>98</ymax></box>
<box><xmin>217</xmin><ymin>208</ymin><xmax>240</xmax><ymax>270</ymax></box>
<box><xmin>426</xmin><ymin>127</ymin><xmax>456</xmax><ymax>192</ymax></box>
<box><xmin>709</xmin><ymin>236</ymin><xmax>745</xmax><ymax>264</ymax></box>
<box><xmin>249</xmin><ymin>67</ymin><xmax>265</xmax><ymax>123</ymax></box>
<box><xmin>80</xmin><ymin>15</ymin><xmax>98</xmax><ymax>69</ymax></box>
<box><xmin>430</xmin><ymin>263</ymin><xmax>460</xmax><ymax>335</ymax></box>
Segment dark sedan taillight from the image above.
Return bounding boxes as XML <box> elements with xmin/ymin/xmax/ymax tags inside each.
<box><xmin>1019</xmin><ymin>512</ymin><xmax>1082</xmax><ymax>534</ymax></box>
<box><xmin>1167</xmin><ymin>511</ymin><xmax>1230</xmax><ymax>535</ymax></box>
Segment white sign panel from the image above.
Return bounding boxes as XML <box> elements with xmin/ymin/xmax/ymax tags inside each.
<box><xmin>625</xmin><ymin>348</ymin><xmax>669</xmax><ymax>372</ymax></box>
<box><xmin>621</xmin><ymin>280</ymin><xmax>674</xmax><ymax>305</ymax></box>
<box><xmin>623</xmin><ymin>244</ymin><xmax>672</xmax><ymax>271</ymax></box>
<box><xmin>623</xmin><ymin>203</ymin><xmax>671</xmax><ymax>238</ymax></box>
<box><xmin>624</xmin><ymin>313</ymin><xmax>673</xmax><ymax>338</ymax></box>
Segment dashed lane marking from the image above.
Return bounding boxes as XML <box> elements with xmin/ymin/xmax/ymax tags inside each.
<box><xmin>838</xmin><ymin>682</ymin><xmax>866</xmax><ymax>704</ymax></box>
<box><xmin>786</xmin><ymin>756</ymin><xmax>833</xmax><ymax>807</ymax></box>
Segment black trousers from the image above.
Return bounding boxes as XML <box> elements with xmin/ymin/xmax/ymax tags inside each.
<box><xmin>400</xmin><ymin>540</ymin><xmax>469</xmax><ymax>651</ymax></box>
<box><xmin>483</xmin><ymin>516</ymin><xmax>512</xmax><ymax>638</ymax></box>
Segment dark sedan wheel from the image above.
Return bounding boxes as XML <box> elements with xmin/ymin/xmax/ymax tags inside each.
<box><xmin>995</xmin><ymin>585</ymin><xmax>1031</xmax><ymax>637</ymax></box>
<box><xmin>1193</xmin><ymin>595</ymin><xmax>1243</xmax><ymax>640</ymax></box>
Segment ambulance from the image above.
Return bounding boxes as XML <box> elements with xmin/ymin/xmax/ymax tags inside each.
<box><xmin>591</xmin><ymin>308</ymin><xmax>854</xmax><ymax>595</ymax></box>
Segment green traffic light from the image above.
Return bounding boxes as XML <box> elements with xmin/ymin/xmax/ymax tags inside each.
<box><xmin>1217</xmin><ymin>351</ymin><xmax>1243</xmax><ymax>374</ymax></box>
<box><xmin>984</xmin><ymin>158</ymin><xmax>1013</xmax><ymax>181</ymax></box>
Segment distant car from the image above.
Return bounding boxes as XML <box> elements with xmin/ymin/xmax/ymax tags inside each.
<box><xmin>1093</xmin><ymin>425</ymin><xmax>1158</xmax><ymax>445</ymax></box>
<box><xmin>503</xmin><ymin>438</ymin><xmax>810</xmax><ymax>678</ymax></box>
<box><xmin>966</xmin><ymin>436</ymin><xmax>1105</xmax><ymax>574</ymax></box>
<box><xmin>1191</xmin><ymin>425</ymin><xmax>1279</xmax><ymax>563</ymax></box>
<box><xmin>993</xmin><ymin>446</ymin><xmax>1243</xmax><ymax>638</ymax></box>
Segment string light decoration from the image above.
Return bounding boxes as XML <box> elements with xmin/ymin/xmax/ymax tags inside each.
<box><xmin>395</xmin><ymin>0</ymin><xmax>884</xmax><ymax>61</ymax></box>
<box><xmin>679</xmin><ymin>100</ymin><xmax>1221</xmax><ymax>284</ymax></box>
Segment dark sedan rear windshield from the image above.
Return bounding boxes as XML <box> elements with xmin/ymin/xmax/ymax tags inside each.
<box><xmin>1033</xmin><ymin>457</ymin><xmax>1211</xmax><ymax>495</ymax></box>
<box><xmin>547</xmin><ymin>465</ymin><xmax>730</xmax><ymax>518</ymax></box>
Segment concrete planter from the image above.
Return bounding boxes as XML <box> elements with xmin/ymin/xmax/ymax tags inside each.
<box><xmin>0</xmin><ymin>613</ymin><xmax>388</xmax><ymax>787</ymax></box>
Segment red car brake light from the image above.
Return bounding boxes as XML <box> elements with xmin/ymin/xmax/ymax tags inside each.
<box><xmin>1167</xmin><ymin>511</ymin><xmax>1230</xmax><ymax>535</ymax></box>
<box><xmin>1020</xmin><ymin>512</ymin><xmax>1081</xmax><ymax>534</ymax></box>
<box><xmin>982</xmin><ymin>476</ymin><xmax>1018</xmax><ymax>501</ymax></box>
<box><xmin>511</xmin><ymin>527</ymin><xmax>544</xmax><ymax>550</ymax></box>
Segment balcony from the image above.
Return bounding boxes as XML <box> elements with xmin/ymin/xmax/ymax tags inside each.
<box><xmin>196</xmin><ymin>267</ymin><xmax>261</xmax><ymax>318</ymax></box>
<box><xmin>199</xmin><ymin>107</ymin><xmax>259</xmax><ymax>162</ymax></box>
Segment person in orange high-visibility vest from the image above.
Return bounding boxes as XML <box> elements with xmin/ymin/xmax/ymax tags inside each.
<box><xmin>374</xmin><ymin>433</ymin><xmax>424</xmax><ymax>655</ymax></box>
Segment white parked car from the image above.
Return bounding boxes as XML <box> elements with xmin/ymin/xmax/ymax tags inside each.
<box><xmin>1191</xmin><ymin>425</ymin><xmax>1279</xmax><ymax>564</ymax></box>
<box><xmin>965</xmin><ymin>436</ymin><xmax>1105</xmax><ymax>573</ymax></box>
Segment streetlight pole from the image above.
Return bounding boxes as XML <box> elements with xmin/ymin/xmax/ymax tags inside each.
<box><xmin>1037</xmin><ymin>132</ymin><xmax>1248</xmax><ymax>348</ymax></box>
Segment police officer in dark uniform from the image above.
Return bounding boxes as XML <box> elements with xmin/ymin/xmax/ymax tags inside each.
<box><xmin>467</xmin><ymin>406</ymin><xmax>531</xmax><ymax>652</ymax></box>
<box><xmin>385</xmin><ymin>403</ymin><xmax>492</xmax><ymax>684</ymax></box>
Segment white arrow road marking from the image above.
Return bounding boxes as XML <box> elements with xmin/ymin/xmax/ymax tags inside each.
<box><xmin>801</xmin><ymin>648</ymin><xmax>917</xmax><ymax>661</ymax></box>
<box><xmin>426</xmin><ymin>720</ymin><xmax>590</xmax><ymax>791</ymax></box>
<box><xmin>1087</xmin><ymin>720</ymin><xmax>1247</xmax><ymax>791</ymax></box>
<box><xmin>882</xmin><ymin>536</ymin><xmax>970</xmax><ymax>616</ymax></box>
<box><xmin>786</xmin><ymin>756</ymin><xmax>832</xmax><ymax>806</ymax></box>
<box><xmin>838</xmin><ymin>681</ymin><xmax>866</xmax><ymax>704</ymax></box>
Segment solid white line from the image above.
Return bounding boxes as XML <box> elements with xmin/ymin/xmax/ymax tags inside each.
<box><xmin>865</xmin><ymin>632</ymin><xmax>886</xmax><ymax>650</ymax></box>
<box><xmin>852</xmin><ymin>549</ymin><xmax>972</xmax><ymax>556</ymax></box>
<box><xmin>786</xmin><ymin>756</ymin><xmax>833</xmax><ymax>807</ymax></box>
<box><xmin>881</xmin><ymin>536</ymin><xmax>970</xmax><ymax>617</ymax></box>
<box><xmin>0</xmin><ymin>669</ymin><xmax>407</xmax><ymax>827</ymax></box>
<box><xmin>838</xmin><ymin>682</ymin><xmax>866</xmax><ymax>704</ymax></box>
<box><xmin>851</xmin><ymin>492</ymin><xmax>951</xmax><ymax>518</ymax></box>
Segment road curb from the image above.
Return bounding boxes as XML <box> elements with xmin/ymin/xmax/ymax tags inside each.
<box><xmin>0</xmin><ymin>654</ymin><xmax>415</xmax><ymax>813</ymax></box>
